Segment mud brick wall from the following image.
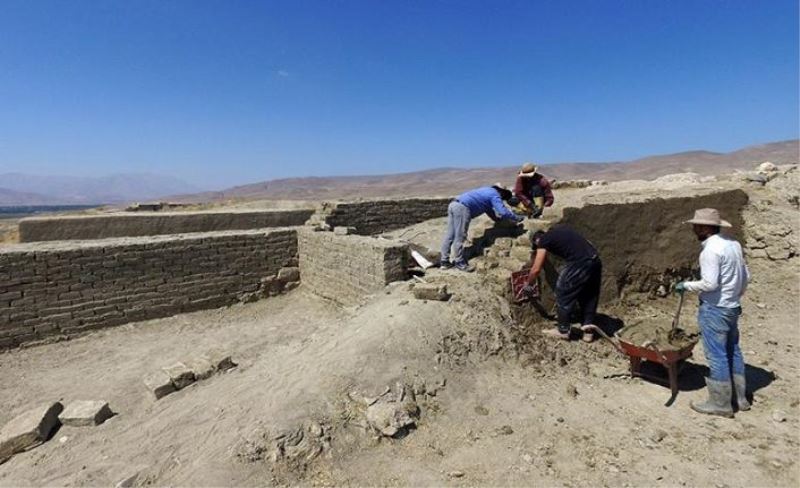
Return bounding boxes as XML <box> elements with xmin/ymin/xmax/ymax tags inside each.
<box><xmin>19</xmin><ymin>209</ymin><xmax>314</xmax><ymax>242</ymax></box>
<box><xmin>0</xmin><ymin>228</ymin><xmax>298</xmax><ymax>350</ymax></box>
<box><xmin>298</xmin><ymin>230</ymin><xmax>408</xmax><ymax>305</ymax></box>
<box><xmin>323</xmin><ymin>198</ymin><xmax>450</xmax><ymax>235</ymax></box>
<box><xmin>558</xmin><ymin>189</ymin><xmax>749</xmax><ymax>300</ymax></box>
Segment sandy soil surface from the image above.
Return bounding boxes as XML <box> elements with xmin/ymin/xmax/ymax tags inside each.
<box><xmin>1</xmin><ymin>168</ymin><xmax>798</xmax><ymax>487</ymax></box>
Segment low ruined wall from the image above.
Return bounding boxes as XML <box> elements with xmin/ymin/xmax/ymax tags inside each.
<box><xmin>298</xmin><ymin>230</ymin><xmax>408</xmax><ymax>305</ymax></box>
<box><xmin>18</xmin><ymin>209</ymin><xmax>314</xmax><ymax>242</ymax></box>
<box><xmin>323</xmin><ymin>198</ymin><xmax>450</xmax><ymax>235</ymax></box>
<box><xmin>558</xmin><ymin>189</ymin><xmax>749</xmax><ymax>300</ymax></box>
<box><xmin>0</xmin><ymin>229</ymin><xmax>298</xmax><ymax>350</ymax></box>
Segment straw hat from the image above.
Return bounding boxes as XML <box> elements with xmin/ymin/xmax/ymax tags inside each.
<box><xmin>519</xmin><ymin>162</ymin><xmax>538</xmax><ymax>177</ymax></box>
<box><xmin>684</xmin><ymin>208</ymin><xmax>731</xmax><ymax>228</ymax></box>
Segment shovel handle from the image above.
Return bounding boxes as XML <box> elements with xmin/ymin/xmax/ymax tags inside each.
<box><xmin>671</xmin><ymin>291</ymin><xmax>685</xmax><ymax>332</ymax></box>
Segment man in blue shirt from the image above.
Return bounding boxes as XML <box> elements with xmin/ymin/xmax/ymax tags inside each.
<box><xmin>440</xmin><ymin>184</ymin><xmax>523</xmax><ymax>271</ymax></box>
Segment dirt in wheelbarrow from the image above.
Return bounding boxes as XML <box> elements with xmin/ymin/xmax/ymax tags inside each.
<box><xmin>618</xmin><ymin>319</ymin><xmax>699</xmax><ymax>351</ymax></box>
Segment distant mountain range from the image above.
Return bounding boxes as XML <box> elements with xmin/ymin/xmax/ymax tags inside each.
<box><xmin>173</xmin><ymin>139</ymin><xmax>799</xmax><ymax>202</ymax></box>
<box><xmin>0</xmin><ymin>173</ymin><xmax>200</xmax><ymax>206</ymax></box>
<box><xmin>2</xmin><ymin>140</ymin><xmax>797</xmax><ymax>205</ymax></box>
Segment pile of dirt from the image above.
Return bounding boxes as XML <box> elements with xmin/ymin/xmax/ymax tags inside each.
<box><xmin>617</xmin><ymin>319</ymin><xmax>699</xmax><ymax>351</ymax></box>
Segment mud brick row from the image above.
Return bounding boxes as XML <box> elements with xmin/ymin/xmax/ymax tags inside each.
<box><xmin>298</xmin><ymin>230</ymin><xmax>408</xmax><ymax>306</ymax></box>
<box><xmin>0</xmin><ymin>228</ymin><xmax>299</xmax><ymax>350</ymax></box>
<box><xmin>19</xmin><ymin>209</ymin><xmax>314</xmax><ymax>242</ymax></box>
<box><xmin>323</xmin><ymin>198</ymin><xmax>451</xmax><ymax>235</ymax></box>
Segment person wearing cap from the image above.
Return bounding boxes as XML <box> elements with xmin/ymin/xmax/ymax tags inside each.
<box><xmin>525</xmin><ymin>225</ymin><xmax>602</xmax><ymax>341</ymax></box>
<box><xmin>513</xmin><ymin>163</ymin><xmax>554</xmax><ymax>218</ymax></box>
<box><xmin>440</xmin><ymin>184</ymin><xmax>524</xmax><ymax>272</ymax></box>
<box><xmin>676</xmin><ymin>208</ymin><xmax>751</xmax><ymax>418</ymax></box>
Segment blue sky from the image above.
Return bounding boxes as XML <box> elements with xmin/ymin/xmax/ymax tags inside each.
<box><xmin>0</xmin><ymin>0</ymin><xmax>797</xmax><ymax>189</ymax></box>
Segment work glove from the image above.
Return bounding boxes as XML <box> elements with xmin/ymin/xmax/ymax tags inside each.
<box><xmin>674</xmin><ymin>282</ymin><xmax>686</xmax><ymax>294</ymax></box>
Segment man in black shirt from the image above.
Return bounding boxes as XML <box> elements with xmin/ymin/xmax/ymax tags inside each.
<box><xmin>525</xmin><ymin>225</ymin><xmax>602</xmax><ymax>341</ymax></box>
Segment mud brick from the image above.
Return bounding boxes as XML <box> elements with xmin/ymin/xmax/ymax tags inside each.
<box><xmin>184</xmin><ymin>356</ymin><xmax>216</xmax><ymax>381</ymax></box>
<box><xmin>162</xmin><ymin>362</ymin><xmax>196</xmax><ymax>390</ymax></box>
<box><xmin>59</xmin><ymin>401</ymin><xmax>114</xmax><ymax>427</ymax></box>
<box><xmin>143</xmin><ymin>371</ymin><xmax>176</xmax><ymax>400</ymax></box>
<box><xmin>0</xmin><ymin>291</ymin><xmax>22</xmax><ymax>302</ymax></box>
<box><xmin>0</xmin><ymin>402</ymin><xmax>63</xmax><ymax>464</ymax></box>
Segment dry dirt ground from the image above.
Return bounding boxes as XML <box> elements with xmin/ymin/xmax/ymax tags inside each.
<box><xmin>1</xmin><ymin>171</ymin><xmax>799</xmax><ymax>487</ymax></box>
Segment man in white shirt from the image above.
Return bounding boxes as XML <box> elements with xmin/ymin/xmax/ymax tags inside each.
<box><xmin>676</xmin><ymin>208</ymin><xmax>751</xmax><ymax>418</ymax></box>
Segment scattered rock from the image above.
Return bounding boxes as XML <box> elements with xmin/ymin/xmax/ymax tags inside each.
<box><xmin>522</xmin><ymin>453</ymin><xmax>534</xmax><ymax>464</ymax></box>
<box><xmin>333</xmin><ymin>226</ymin><xmax>356</xmax><ymax>235</ymax></box>
<box><xmin>474</xmin><ymin>405</ymin><xmax>489</xmax><ymax>416</ymax></box>
<box><xmin>496</xmin><ymin>425</ymin><xmax>514</xmax><ymax>436</ymax></box>
<box><xmin>566</xmin><ymin>384</ymin><xmax>579</xmax><ymax>398</ymax></box>
<box><xmin>649</xmin><ymin>429</ymin><xmax>668</xmax><ymax>443</ymax></box>
<box><xmin>758</xmin><ymin>162</ymin><xmax>777</xmax><ymax>173</ymax></box>
<box><xmin>772</xmin><ymin>410</ymin><xmax>787</xmax><ymax>423</ymax></box>
<box><xmin>399</xmin><ymin>300</ymin><xmax>409</xmax><ymax>306</ymax></box>
<box><xmin>277</xmin><ymin>267</ymin><xmax>300</xmax><ymax>282</ymax></box>
<box><xmin>412</xmin><ymin>377</ymin><xmax>427</xmax><ymax>396</ymax></box>
<box><xmin>206</xmin><ymin>350</ymin><xmax>237</xmax><ymax>372</ymax></box>
<box><xmin>447</xmin><ymin>470</ymin><xmax>465</xmax><ymax>478</ymax></box>
<box><xmin>756</xmin><ymin>303</ymin><xmax>766</xmax><ymax>309</ymax></box>
<box><xmin>184</xmin><ymin>356</ymin><xmax>216</xmax><ymax>381</ymax></box>
<box><xmin>114</xmin><ymin>472</ymin><xmax>140</xmax><ymax>488</ymax></box>
<box><xmin>365</xmin><ymin>385</ymin><xmax>419</xmax><ymax>437</ymax></box>
<box><xmin>0</xmin><ymin>402</ymin><xmax>63</xmax><ymax>464</ymax></box>
<box><xmin>412</xmin><ymin>283</ymin><xmax>451</xmax><ymax>301</ymax></box>
<box><xmin>59</xmin><ymin>401</ymin><xmax>114</xmax><ymax>427</ymax></box>
<box><xmin>162</xmin><ymin>362</ymin><xmax>196</xmax><ymax>390</ymax></box>
<box><xmin>143</xmin><ymin>371</ymin><xmax>176</xmax><ymax>400</ymax></box>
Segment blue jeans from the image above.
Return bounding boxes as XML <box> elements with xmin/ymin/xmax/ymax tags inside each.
<box><xmin>697</xmin><ymin>301</ymin><xmax>746</xmax><ymax>382</ymax></box>
<box><xmin>440</xmin><ymin>201</ymin><xmax>471</xmax><ymax>264</ymax></box>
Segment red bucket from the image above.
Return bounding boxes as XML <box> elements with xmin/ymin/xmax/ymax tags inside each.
<box><xmin>510</xmin><ymin>268</ymin><xmax>539</xmax><ymax>303</ymax></box>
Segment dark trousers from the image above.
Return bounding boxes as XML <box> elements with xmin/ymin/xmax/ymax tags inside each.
<box><xmin>555</xmin><ymin>257</ymin><xmax>602</xmax><ymax>333</ymax></box>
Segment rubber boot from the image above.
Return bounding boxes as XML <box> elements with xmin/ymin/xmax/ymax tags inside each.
<box><xmin>733</xmin><ymin>374</ymin><xmax>751</xmax><ymax>411</ymax></box>
<box><xmin>690</xmin><ymin>378</ymin><xmax>734</xmax><ymax>418</ymax></box>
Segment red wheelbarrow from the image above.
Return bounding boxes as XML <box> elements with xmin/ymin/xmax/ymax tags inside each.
<box><xmin>583</xmin><ymin>293</ymin><xmax>699</xmax><ymax>406</ymax></box>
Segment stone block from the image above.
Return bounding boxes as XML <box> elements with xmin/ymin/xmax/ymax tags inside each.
<box><xmin>59</xmin><ymin>400</ymin><xmax>114</xmax><ymax>427</ymax></box>
<box><xmin>162</xmin><ymin>362</ymin><xmax>196</xmax><ymax>390</ymax></box>
<box><xmin>493</xmin><ymin>237</ymin><xmax>514</xmax><ymax>250</ymax></box>
<box><xmin>0</xmin><ymin>402</ymin><xmax>63</xmax><ymax>464</ymax></box>
<box><xmin>184</xmin><ymin>356</ymin><xmax>216</xmax><ymax>381</ymax></box>
<box><xmin>511</xmin><ymin>246</ymin><xmax>533</xmax><ymax>262</ymax></box>
<box><xmin>333</xmin><ymin>226</ymin><xmax>356</xmax><ymax>235</ymax></box>
<box><xmin>412</xmin><ymin>283</ymin><xmax>450</xmax><ymax>301</ymax></box>
<box><xmin>206</xmin><ymin>349</ymin><xmax>237</xmax><ymax>372</ymax></box>
<box><xmin>143</xmin><ymin>371</ymin><xmax>176</xmax><ymax>400</ymax></box>
<box><xmin>514</xmin><ymin>233</ymin><xmax>532</xmax><ymax>248</ymax></box>
<box><xmin>277</xmin><ymin>267</ymin><xmax>300</xmax><ymax>282</ymax></box>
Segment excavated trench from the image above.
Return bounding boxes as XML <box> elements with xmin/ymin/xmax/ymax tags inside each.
<box><xmin>472</xmin><ymin>189</ymin><xmax>749</xmax><ymax>362</ymax></box>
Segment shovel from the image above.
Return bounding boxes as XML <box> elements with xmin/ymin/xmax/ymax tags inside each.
<box><xmin>668</xmin><ymin>291</ymin><xmax>685</xmax><ymax>342</ymax></box>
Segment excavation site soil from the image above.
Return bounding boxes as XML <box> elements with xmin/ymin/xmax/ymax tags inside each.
<box><xmin>1</xmin><ymin>168</ymin><xmax>798</xmax><ymax>487</ymax></box>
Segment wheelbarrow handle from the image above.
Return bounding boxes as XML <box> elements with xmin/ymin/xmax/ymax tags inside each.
<box><xmin>581</xmin><ymin>324</ymin><xmax>626</xmax><ymax>355</ymax></box>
